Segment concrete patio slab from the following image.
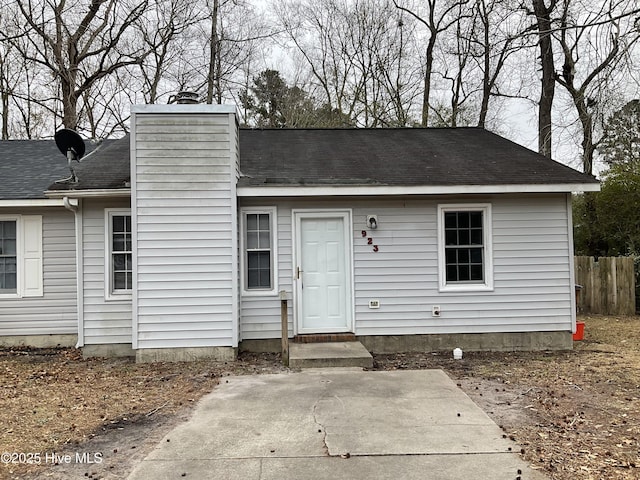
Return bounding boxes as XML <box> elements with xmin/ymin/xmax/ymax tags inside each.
<box><xmin>127</xmin><ymin>369</ymin><xmax>548</xmax><ymax>480</ymax></box>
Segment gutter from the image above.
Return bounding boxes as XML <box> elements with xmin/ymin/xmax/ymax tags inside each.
<box><xmin>0</xmin><ymin>199</ymin><xmax>72</xmax><ymax>207</ymax></box>
<box><xmin>45</xmin><ymin>188</ymin><xmax>131</xmax><ymax>199</ymax></box>
<box><xmin>237</xmin><ymin>182</ymin><xmax>601</xmax><ymax>197</ymax></box>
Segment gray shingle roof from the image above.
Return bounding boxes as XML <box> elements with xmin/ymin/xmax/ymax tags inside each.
<box><xmin>238</xmin><ymin>128</ymin><xmax>597</xmax><ymax>187</ymax></box>
<box><xmin>2</xmin><ymin>127</ymin><xmax>597</xmax><ymax>199</ymax></box>
<box><xmin>0</xmin><ymin>140</ymin><xmax>70</xmax><ymax>199</ymax></box>
<box><xmin>0</xmin><ymin>139</ymin><xmax>120</xmax><ymax>199</ymax></box>
<box><xmin>46</xmin><ymin>136</ymin><xmax>130</xmax><ymax>191</ymax></box>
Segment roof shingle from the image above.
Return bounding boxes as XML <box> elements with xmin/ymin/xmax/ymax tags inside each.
<box><xmin>1</xmin><ymin>127</ymin><xmax>598</xmax><ymax>199</ymax></box>
<box><xmin>237</xmin><ymin>128</ymin><xmax>596</xmax><ymax>187</ymax></box>
<box><xmin>0</xmin><ymin>140</ymin><xmax>70</xmax><ymax>199</ymax></box>
<box><xmin>46</xmin><ymin>137</ymin><xmax>129</xmax><ymax>192</ymax></box>
<box><xmin>0</xmin><ymin>139</ymin><xmax>120</xmax><ymax>199</ymax></box>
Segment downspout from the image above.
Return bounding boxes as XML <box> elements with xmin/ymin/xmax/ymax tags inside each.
<box><xmin>63</xmin><ymin>196</ymin><xmax>78</xmax><ymax>213</ymax></box>
<box><xmin>229</xmin><ymin>114</ymin><xmax>240</xmax><ymax>349</ymax></box>
<box><xmin>63</xmin><ymin>197</ymin><xmax>84</xmax><ymax>348</ymax></box>
<box><xmin>566</xmin><ymin>194</ymin><xmax>577</xmax><ymax>336</ymax></box>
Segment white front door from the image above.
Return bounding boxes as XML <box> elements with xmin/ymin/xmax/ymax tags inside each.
<box><xmin>295</xmin><ymin>211</ymin><xmax>353</xmax><ymax>334</ymax></box>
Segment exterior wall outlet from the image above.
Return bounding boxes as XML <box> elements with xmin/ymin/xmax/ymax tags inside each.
<box><xmin>369</xmin><ymin>299</ymin><xmax>380</xmax><ymax>309</ymax></box>
<box><xmin>432</xmin><ymin>305</ymin><xmax>441</xmax><ymax>317</ymax></box>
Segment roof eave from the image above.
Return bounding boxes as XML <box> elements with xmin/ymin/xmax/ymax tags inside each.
<box><xmin>45</xmin><ymin>188</ymin><xmax>132</xmax><ymax>199</ymax></box>
<box><xmin>237</xmin><ymin>182</ymin><xmax>600</xmax><ymax>197</ymax></box>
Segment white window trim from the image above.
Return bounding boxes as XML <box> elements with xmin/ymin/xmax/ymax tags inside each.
<box><xmin>104</xmin><ymin>208</ymin><xmax>132</xmax><ymax>301</ymax></box>
<box><xmin>240</xmin><ymin>207</ymin><xmax>278</xmax><ymax>296</ymax></box>
<box><xmin>0</xmin><ymin>215</ymin><xmax>21</xmax><ymax>298</ymax></box>
<box><xmin>437</xmin><ymin>203</ymin><xmax>494</xmax><ymax>292</ymax></box>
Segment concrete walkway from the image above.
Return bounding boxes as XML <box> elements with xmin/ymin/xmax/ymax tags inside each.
<box><xmin>127</xmin><ymin>369</ymin><xmax>548</xmax><ymax>480</ymax></box>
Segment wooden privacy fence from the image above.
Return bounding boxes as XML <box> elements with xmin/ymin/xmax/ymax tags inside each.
<box><xmin>574</xmin><ymin>256</ymin><xmax>636</xmax><ymax>315</ymax></box>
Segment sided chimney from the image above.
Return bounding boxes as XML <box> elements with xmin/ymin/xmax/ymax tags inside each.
<box><xmin>130</xmin><ymin>103</ymin><xmax>240</xmax><ymax>362</ymax></box>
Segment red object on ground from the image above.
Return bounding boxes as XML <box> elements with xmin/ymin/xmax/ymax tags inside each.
<box><xmin>573</xmin><ymin>321</ymin><xmax>585</xmax><ymax>341</ymax></box>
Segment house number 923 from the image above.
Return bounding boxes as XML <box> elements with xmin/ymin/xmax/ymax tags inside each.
<box><xmin>361</xmin><ymin>231</ymin><xmax>379</xmax><ymax>252</ymax></box>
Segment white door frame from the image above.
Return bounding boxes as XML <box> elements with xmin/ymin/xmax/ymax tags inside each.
<box><xmin>292</xmin><ymin>209</ymin><xmax>354</xmax><ymax>335</ymax></box>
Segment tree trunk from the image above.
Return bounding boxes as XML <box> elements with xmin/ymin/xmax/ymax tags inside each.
<box><xmin>478</xmin><ymin>1</ymin><xmax>490</xmax><ymax>128</ymax></box>
<box><xmin>206</xmin><ymin>0</ymin><xmax>220</xmax><ymax>104</ymax></box>
<box><xmin>532</xmin><ymin>0</ymin><xmax>555</xmax><ymax>158</ymax></box>
<box><xmin>422</xmin><ymin>36</ymin><xmax>436</xmax><ymax>127</ymax></box>
<box><xmin>1</xmin><ymin>91</ymin><xmax>8</xmax><ymax>139</ymax></box>
<box><xmin>577</xmin><ymin>100</ymin><xmax>595</xmax><ymax>175</ymax></box>
<box><xmin>61</xmin><ymin>80</ymin><xmax>78</xmax><ymax>129</ymax></box>
<box><xmin>215</xmin><ymin>51</ymin><xmax>223</xmax><ymax>104</ymax></box>
<box><xmin>83</xmin><ymin>90</ymin><xmax>97</xmax><ymax>138</ymax></box>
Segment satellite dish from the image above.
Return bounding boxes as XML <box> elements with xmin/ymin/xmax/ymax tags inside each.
<box><xmin>55</xmin><ymin>128</ymin><xmax>85</xmax><ymax>160</ymax></box>
<box><xmin>54</xmin><ymin>129</ymin><xmax>86</xmax><ymax>183</ymax></box>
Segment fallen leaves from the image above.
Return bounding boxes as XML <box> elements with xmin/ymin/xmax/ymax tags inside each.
<box><xmin>0</xmin><ymin>350</ymin><xmax>288</xmax><ymax>478</ymax></box>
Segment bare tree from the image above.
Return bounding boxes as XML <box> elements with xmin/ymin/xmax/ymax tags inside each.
<box><xmin>377</xmin><ymin>12</ymin><xmax>420</xmax><ymax>126</ymax></box>
<box><xmin>436</xmin><ymin>2</ymin><xmax>475</xmax><ymax>127</ymax></box>
<box><xmin>276</xmin><ymin>0</ymin><xmax>421</xmax><ymax>127</ymax></box>
<box><xmin>555</xmin><ymin>0</ymin><xmax>640</xmax><ymax>174</ymax></box>
<box><xmin>197</xmin><ymin>0</ymin><xmax>274</xmax><ymax>104</ymax></box>
<box><xmin>1</xmin><ymin>0</ymin><xmax>158</xmax><ymax>132</ymax></box>
<box><xmin>0</xmin><ymin>35</ymin><xmax>17</xmax><ymax>139</ymax></box>
<box><xmin>136</xmin><ymin>0</ymin><xmax>201</xmax><ymax>104</ymax></box>
<box><xmin>0</xmin><ymin>4</ymin><xmax>52</xmax><ymax>139</ymax></box>
<box><xmin>420</xmin><ymin>0</ymin><xmax>526</xmax><ymax>129</ymax></box>
<box><xmin>0</xmin><ymin>7</ymin><xmax>33</xmax><ymax>139</ymax></box>
<box><xmin>79</xmin><ymin>73</ymin><xmax>134</xmax><ymax>137</ymax></box>
<box><xmin>393</xmin><ymin>0</ymin><xmax>470</xmax><ymax>126</ymax></box>
<box><xmin>343</xmin><ymin>0</ymin><xmax>414</xmax><ymax>126</ymax></box>
<box><xmin>276</xmin><ymin>0</ymin><xmax>359</xmax><ymax>119</ymax></box>
<box><xmin>472</xmin><ymin>0</ymin><xmax>526</xmax><ymax>128</ymax></box>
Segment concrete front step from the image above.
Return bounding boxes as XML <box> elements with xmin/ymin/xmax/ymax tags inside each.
<box><xmin>293</xmin><ymin>333</ymin><xmax>356</xmax><ymax>343</ymax></box>
<box><xmin>289</xmin><ymin>341</ymin><xmax>373</xmax><ymax>369</ymax></box>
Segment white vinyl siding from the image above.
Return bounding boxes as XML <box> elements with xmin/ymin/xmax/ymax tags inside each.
<box><xmin>239</xmin><ymin>195</ymin><xmax>574</xmax><ymax>340</ymax></box>
<box><xmin>131</xmin><ymin>109</ymin><xmax>239</xmax><ymax>349</ymax></box>
<box><xmin>82</xmin><ymin>199</ymin><xmax>132</xmax><ymax>345</ymax></box>
<box><xmin>0</xmin><ymin>209</ymin><xmax>76</xmax><ymax>336</ymax></box>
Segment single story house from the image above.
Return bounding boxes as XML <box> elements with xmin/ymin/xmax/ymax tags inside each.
<box><xmin>1</xmin><ymin>105</ymin><xmax>599</xmax><ymax>361</ymax></box>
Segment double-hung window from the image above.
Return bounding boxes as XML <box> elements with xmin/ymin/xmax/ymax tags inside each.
<box><xmin>0</xmin><ymin>220</ymin><xmax>17</xmax><ymax>293</ymax></box>
<box><xmin>242</xmin><ymin>207</ymin><xmax>277</xmax><ymax>294</ymax></box>
<box><xmin>106</xmin><ymin>210</ymin><xmax>132</xmax><ymax>299</ymax></box>
<box><xmin>438</xmin><ymin>204</ymin><xmax>493</xmax><ymax>291</ymax></box>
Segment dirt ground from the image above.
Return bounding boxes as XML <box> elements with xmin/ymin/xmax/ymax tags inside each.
<box><xmin>1</xmin><ymin>315</ymin><xmax>639</xmax><ymax>480</ymax></box>
<box><xmin>375</xmin><ymin>315</ymin><xmax>640</xmax><ymax>480</ymax></box>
